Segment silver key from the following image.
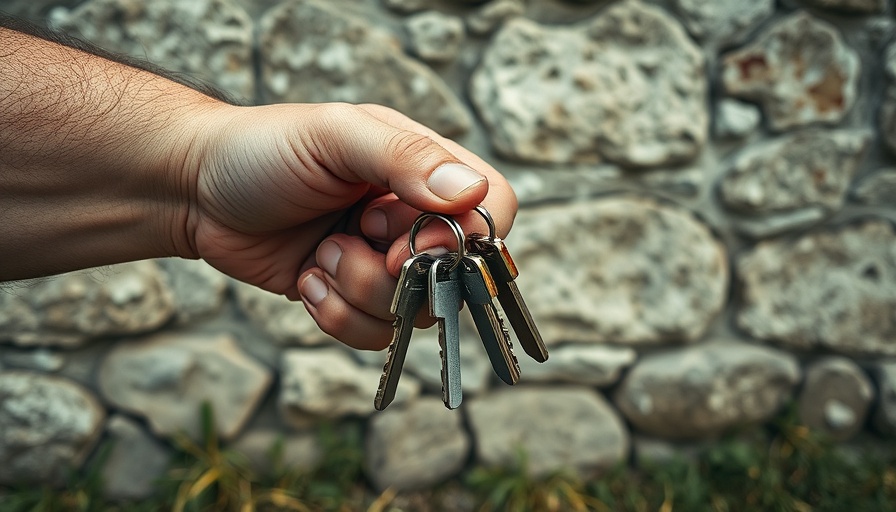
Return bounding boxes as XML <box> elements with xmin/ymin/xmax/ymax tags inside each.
<box><xmin>468</xmin><ymin>235</ymin><xmax>549</xmax><ymax>363</ymax></box>
<box><xmin>460</xmin><ymin>254</ymin><xmax>521</xmax><ymax>385</ymax></box>
<box><xmin>374</xmin><ymin>253</ymin><xmax>434</xmax><ymax>411</ymax></box>
<box><xmin>430</xmin><ymin>256</ymin><xmax>463</xmax><ymax>409</ymax></box>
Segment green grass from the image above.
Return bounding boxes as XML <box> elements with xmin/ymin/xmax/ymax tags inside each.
<box><xmin>1</xmin><ymin>406</ymin><xmax>894</xmax><ymax>512</ymax></box>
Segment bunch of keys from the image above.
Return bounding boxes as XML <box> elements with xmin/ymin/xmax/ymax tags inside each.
<box><xmin>374</xmin><ymin>206</ymin><xmax>549</xmax><ymax>411</ymax></box>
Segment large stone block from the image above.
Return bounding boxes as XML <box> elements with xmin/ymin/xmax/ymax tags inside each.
<box><xmin>157</xmin><ymin>258</ymin><xmax>228</xmax><ymax>325</ymax></box>
<box><xmin>100</xmin><ymin>414</ymin><xmax>173</xmax><ymax>501</ymax></box>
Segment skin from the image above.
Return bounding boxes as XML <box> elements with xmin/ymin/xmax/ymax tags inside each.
<box><xmin>0</xmin><ymin>25</ymin><xmax>518</xmax><ymax>351</ymax></box>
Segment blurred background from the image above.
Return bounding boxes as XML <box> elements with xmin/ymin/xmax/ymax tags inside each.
<box><xmin>1</xmin><ymin>0</ymin><xmax>896</xmax><ymax>510</ymax></box>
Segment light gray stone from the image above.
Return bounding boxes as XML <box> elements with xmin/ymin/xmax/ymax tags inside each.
<box><xmin>0</xmin><ymin>348</ymin><xmax>65</xmax><ymax>373</ymax></box>
<box><xmin>508</xmin><ymin>197</ymin><xmax>728</xmax><ymax>345</ymax></box>
<box><xmin>801</xmin><ymin>0</ymin><xmax>887</xmax><ymax>13</ymax></box>
<box><xmin>365</xmin><ymin>397</ymin><xmax>470</xmax><ymax>491</ymax></box>
<box><xmin>99</xmin><ymin>333</ymin><xmax>272</xmax><ymax>441</ymax></box>
<box><xmin>673</xmin><ymin>0</ymin><xmax>774</xmax><ymax>48</ymax></box>
<box><xmin>233</xmin><ymin>280</ymin><xmax>336</xmax><ymax>346</ymax></box>
<box><xmin>101</xmin><ymin>415</ymin><xmax>173</xmax><ymax>501</ymax></box>
<box><xmin>157</xmin><ymin>259</ymin><xmax>228</xmax><ymax>325</ymax></box>
<box><xmin>382</xmin><ymin>0</ymin><xmax>427</xmax><ymax>14</ymax></box>
<box><xmin>0</xmin><ymin>372</ymin><xmax>105</xmax><ymax>485</ymax></box>
<box><xmin>737</xmin><ymin>221</ymin><xmax>896</xmax><ymax>356</ymax></box>
<box><xmin>881</xmin><ymin>43</ymin><xmax>896</xmax><ymax>156</ymax></box>
<box><xmin>0</xmin><ymin>262</ymin><xmax>174</xmax><ymax>348</ymax></box>
<box><xmin>259</xmin><ymin>0</ymin><xmax>471</xmax><ymax>136</ymax></box>
<box><xmin>722</xmin><ymin>12</ymin><xmax>860</xmax><ymax>131</ymax></box>
<box><xmin>872</xmin><ymin>362</ymin><xmax>896</xmax><ymax>436</ymax></box>
<box><xmin>403</xmin><ymin>326</ymin><xmax>492</xmax><ymax>396</ymax></box>
<box><xmin>231</xmin><ymin>429</ymin><xmax>322</xmax><ymax>476</ymax></box>
<box><xmin>51</xmin><ymin>0</ymin><xmax>255</xmax><ymax>101</ymax></box>
<box><xmin>614</xmin><ymin>342</ymin><xmax>800</xmax><ymax>440</ymax></box>
<box><xmin>852</xmin><ymin>169</ymin><xmax>896</xmax><ymax>205</ymax></box>
<box><xmin>715</xmin><ymin>99</ymin><xmax>761</xmax><ymax>139</ymax></box>
<box><xmin>279</xmin><ymin>348</ymin><xmax>420</xmax><ymax>427</ymax></box>
<box><xmin>519</xmin><ymin>344</ymin><xmax>637</xmax><ymax>387</ymax></box>
<box><xmin>798</xmin><ymin>357</ymin><xmax>873</xmax><ymax>441</ymax></box>
<box><xmin>720</xmin><ymin>129</ymin><xmax>871</xmax><ymax>214</ymax></box>
<box><xmin>406</xmin><ymin>11</ymin><xmax>465</xmax><ymax>63</ymax></box>
<box><xmin>468</xmin><ymin>387</ymin><xmax>628</xmax><ymax>477</ymax></box>
<box><xmin>466</xmin><ymin>0</ymin><xmax>525</xmax><ymax>35</ymax></box>
<box><xmin>470</xmin><ymin>0</ymin><xmax>707</xmax><ymax>167</ymax></box>
<box><xmin>733</xmin><ymin>207</ymin><xmax>827</xmax><ymax>239</ymax></box>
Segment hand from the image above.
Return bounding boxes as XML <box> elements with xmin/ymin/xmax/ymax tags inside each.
<box><xmin>185</xmin><ymin>102</ymin><xmax>518</xmax><ymax>350</ymax></box>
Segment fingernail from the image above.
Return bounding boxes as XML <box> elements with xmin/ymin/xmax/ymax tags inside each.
<box><xmin>318</xmin><ymin>241</ymin><xmax>342</xmax><ymax>276</ymax></box>
<box><xmin>361</xmin><ymin>209</ymin><xmax>389</xmax><ymax>241</ymax></box>
<box><xmin>427</xmin><ymin>163</ymin><xmax>486</xmax><ymax>201</ymax></box>
<box><xmin>423</xmin><ymin>246</ymin><xmax>450</xmax><ymax>256</ymax></box>
<box><xmin>300</xmin><ymin>274</ymin><xmax>328</xmax><ymax>306</ymax></box>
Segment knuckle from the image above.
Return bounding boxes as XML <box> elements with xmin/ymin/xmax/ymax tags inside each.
<box><xmin>386</xmin><ymin>131</ymin><xmax>439</xmax><ymax>164</ymax></box>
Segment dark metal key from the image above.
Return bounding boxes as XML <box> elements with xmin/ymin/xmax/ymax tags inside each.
<box><xmin>374</xmin><ymin>253</ymin><xmax>434</xmax><ymax>410</ymax></box>
<box><xmin>460</xmin><ymin>254</ymin><xmax>520</xmax><ymax>385</ymax></box>
<box><xmin>430</xmin><ymin>256</ymin><xmax>463</xmax><ymax>409</ymax></box>
<box><xmin>468</xmin><ymin>236</ymin><xmax>549</xmax><ymax>363</ymax></box>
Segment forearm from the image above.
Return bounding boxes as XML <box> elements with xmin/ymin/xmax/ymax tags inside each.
<box><xmin>0</xmin><ymin>23</ymin><xmax>220</xmax><ymax>280</ymax></box>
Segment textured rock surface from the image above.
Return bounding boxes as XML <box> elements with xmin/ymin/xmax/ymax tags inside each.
<box><xmin>468</xmin><ymin>387</ymin><xmax>628</xmax><ymax>477</ymax></box>
<box><xmin>852</xmin><ymin>169</ymin><xmax>896</xmax><ymax>205</ymax></box>
<box><xmin>365</xmin><ymin>398</ymin><xmax>470</xmax><ymax>491</ymax></box>
<box><xmin>404</xmin><ymin>327</ymin><xmax>492</xmax><ymax>395</ymax></box>
<box><xmin>259</xmin><ymin>0</ymin><xmax>471</xmax><ymax>136</ymax></box>
<box><xmin>0</xmin><ymin>262</ymin><xmax>174</xmax><ymax>348</ymax></box>
<box><xmin>881</xmin><ymin>42</ymin><xmax>896</xmax><ymax>155</ymax></box>
<box><xmin>733</xmin><ymin>207</ymin><xmax>827</xmax><ymax>239</ymax></box>
<box><xmin>470</xmin><ymin>0</ymin><xmax>707</xmax><ymax>167</ymax></box>
<box><xmin>674</xmin><ymin>0</ymin><xmax>774</xmax><ymax>48</ymax></box>
<box><xmin>797</xmin><ymin>357</ymin><xmax>873</xmax><ymax>441</ymax></box>
<box><xmin>157</xmin><ymin>259</ymin><xmax>228</xmax><ymax>325</ymax></box>
<box><xmin>720</xmin><ymin>130</ymin><xmax>870</xmax><ymax>214</ymax></box>
<box><xmin>232</xmin><ymin>429</ymin><xmax>322</xmax><ymax>476</ymax></box>
<box><xmin>715</xmin><ymin>99</ymin><xmax>761</xmax><ymax>139</ymax></box>
<box><xmin>801</xmin><ymin>0</ymin><xmax>887</xmax><ymax>12</ymax></box>
<box><xmin>99</xmin><ymin>333</ymin><xmax>272</xmax><ymax>441</ymax></box>
<box><xmin>872</xmin><ymin>362</ymin><xmax>896</xmax><ymax>436</ymax></box>
<box><xmin>0</xmin><ymin>348</ymin><xmax>65</xmax><ymax>373</ymax></box>
<box><xmin>519</xmin><ymin>344</ymin><xmax>637</xmax><ymax>387</ymax></box>
<box><xmin>614</xmin><ymin>343</ymin><xmax>800</xmax><ymax>440</ymax></box>
<box><xmin>466</xmin><ymin>0</ymin><xmax>525</xmax><ymax>35</ymax></box>
<box><xmin>0</xmin><ymin>372</ymin><xmax>105</xmax><ymax>485</ymax></box>
<box><xmin>51</xmin><ymin>0</ymin><xmax>255</xmax><ymax>100</ymax></box>
<box><xmin>279</xmin><ymin>348</ymin><xmax>420</xmax><ymax>426</ymax></box>
<box><xmin>233</xmin><ymin>280</ymin><xmax>335</xmax><ymax>346</ymax></box>
<box><xmin>738</xmin><ymin>221</ymin><xmax>896</xmax><ymax>355</ymax></box>
<box><xmin>382</xmin><ymin>0</ymin><xmax>427</xmax><ymax>13</ymax></box>
<box><xmin>508</xmin><ymin>197</ymin><xmax>728</xmax><ymax>345</ymax></box>
<box><xmin>722</xmin><ymin>12</ymin><xmax>859</xmax><ymax>131</ymax></box>
<box><xmin>405</xmin><ymin>11</ymin><xmax>464</xmax><ymax>63</ymax></box>
<box><xmin>101</xmin><ymin>415</ymin><xmax>173</xmax><ymax>500</ymax></box>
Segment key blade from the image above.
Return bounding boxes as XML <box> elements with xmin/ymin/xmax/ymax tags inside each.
<box><xmin>430</xmin><ymin>259</ymin><xmax>463</xmax><ymax>409</ymax></box>
<box><xmin>374</xmin><ymin>316</ymin><xmax>413</xmax><ymax>410</ymax></box>
<box><xmin>496</xmin><ymin>279</ymin><xmax>549</xmax><ymax>363</ymax></box>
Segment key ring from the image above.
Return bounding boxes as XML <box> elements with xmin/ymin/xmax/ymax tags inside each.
<box><xmin>409</xmin><ymin>213</ymin><xmax>465</xmax><ymax>271</ymax></box>
<box><xmin>472</xmin><ymin>205</ymin><xmax>497</xmax><ymax>240</ymax></box>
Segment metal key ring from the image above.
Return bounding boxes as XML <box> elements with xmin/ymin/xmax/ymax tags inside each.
<box><xmin>472</xmin><ymin>205</ymin><xmax>497</xmax><ymax>240</ymax></box>
<box><xmin>409</xmin><ymin>213</ymin><xmax>465</xmax><ymax>271</ymax></box>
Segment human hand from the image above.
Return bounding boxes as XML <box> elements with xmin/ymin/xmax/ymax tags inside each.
<box><xmin>183</xmin><ymin>102</ymin><xmax>518</xmax><ymax>350</ymax></box>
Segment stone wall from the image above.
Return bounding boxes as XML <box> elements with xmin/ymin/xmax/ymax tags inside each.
<box><xmin>2</xmin><ymin>0</ymin><xmax>896</xmax><ymax>498</ymax></box>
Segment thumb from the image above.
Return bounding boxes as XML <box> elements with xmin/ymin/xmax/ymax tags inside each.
<box><xmin>302</xmin><ymin>104</ymin><xmax>488</xmax><ymax>214</ymax></box>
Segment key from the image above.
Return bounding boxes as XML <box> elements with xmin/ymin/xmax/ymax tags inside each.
<box><xmin>430</xmin><ymin>256</ymin><xmax>463</xmax><ymax>409</ymax></box>
<box><xmin>460</xmin><ymin>254</ymin><xmax>521</xmax><ymax>385</ymax></box>
<box><xmin>468</xmin><ymin>235</ymin><xmax>549</xmax><ymax>363</ymax></box>
<box><xmin>374</xmin><ymin>253</ymin><xmax>434</xmax><ymax>411</ymax></box>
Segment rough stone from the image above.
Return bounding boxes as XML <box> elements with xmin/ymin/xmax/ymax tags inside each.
<box><xmin>872</xmin><ymin>362</ymin><xmax>896</xmax><ymax>436</ymax></box>
<box><xmin>99</xmin><ymin>333</ymin><xmax>272</xmax><ymax>441</ymax></box>
<box><xmin>365</xmin><ymin>398</ymin><xmax>470</xmax><ymax>491</ymax></box>
<box><xmin>259</xmin><ymin>0</ymin><xmax>471</xmax><ymax>136</ymax></box>
<box><xmin>614</xmin><ymin>342</ymin><xmax>800</xmax><ymax>440</ymax></box>
<box><xmin>798</xmin><ymin>357</ymin><xmax>873</xmax><ymax>441</ymax></box>
<box><xmin>715</xmin><ymin>99</ymin><xmax>761</xmax><ymax>139</ymax></box>
<box><xmin>0</xmin><ymin>372</ymin><xmax>105</xmax><ymax>485</ymax></box>
<box><xmin>51</xmin><ymin>0</ymin><xmax>255</xmax><ymax>101</ymax></box>
<box><xmin>801</xmin><ymin>0</ymin><xmax>887</xmax><ymax>13</ymax></box>
<box><xmin>231</xmin><ymin>429</ymin><xmax>322</xmax><ymax>476</ymax></box>
<box><xmin>101</xmin><ymin>415</ymin><xmax>173</xmax><ymax>501</ymax></box>
<box><xmin>403</xmin><ymin>326</ymin><xmax>492</xmax><ymax>396</ymax></box>
<box><xmin>0</xmin><ymin>348</ymin><xmax>65</xmax><ymax>373</ymax></box>
<box><xmin>508</xmin><ymin>197</ymin><xmax>728</xmax><ymax>345</ymax></box>
<box><xmin>233</xmin><ymin>280</ymin><xmax>336</xmax><ymax>346</ymax></box>
<box><xmin>722</xmin><ymin>12</ymin><xmax>860</xmax><ymax>131</ymax></box>
<box><xmin>737</xmin><ymin>221</ymin><xmax>896</xmax><ymax>356</ymax></box>
<box><xmin>0</xmin><ymin>262</ymin><xmax>174</xmax><ymax>348</ymax></box>
<box><xmin>519</xmin><ymin>344</ymin><xmax>637</xmax><ymax>387</ymax></box>
<box><xmin>466</xmin><ymin>0</ymin><xmax>525</xmax><ymax>35</ymax></box>
<box><xmin>720</xmin><ymin>129</ymin><xmax>871</xmax><ymax>214</ymax></box>
<box><xmin>157</xmin><ymin>259</ymin><xmax>228</xmax><ymax>325</ymax></box>
<box><xmin>852</xmin><ymin>169</ymin><xmax>896</xmax><ymax>205</ymax></box>
<box><xmin>468</xmin><ymin>387</ymin><xmax>628</xmax><ymax>477</ymax></box>
<box><xmin>673</xmin><ymin>0</ymin><xmax>774</xmax><ymax>48</ymax></box>
<box><xmin>405</xmin><ymin>11</ymin><xmax>465</xmax><ymax>63</ymax></box>
<box><xmin>470</xmin><ymin>0</ymin><xmax>707</xmax><ymax>167</ymax></box>
<box><xmin>279</xmin><ymin>348</ymin><xmax>420</xmax><ymax>427</ymax></box>
<box><xmin>881</xmin><ymin>42</ymin><xmax>896</xmax><ymax>156</ymax></box>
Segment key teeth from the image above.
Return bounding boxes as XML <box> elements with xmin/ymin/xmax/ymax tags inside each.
<box><xmin>496</xmin><ymin>314</ymin><xmax>521</xmax><ymax>381</ymax></box>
